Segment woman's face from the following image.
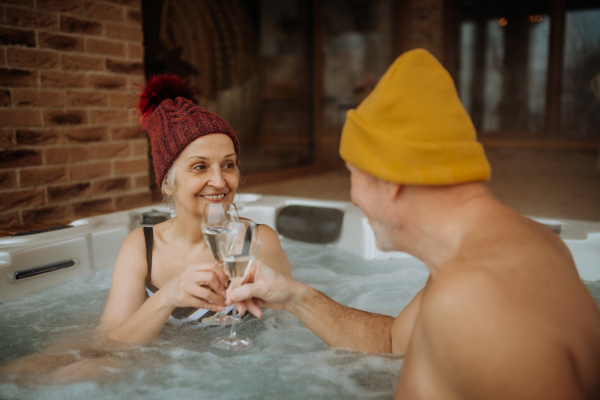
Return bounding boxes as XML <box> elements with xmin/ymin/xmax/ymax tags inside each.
<box><xmin>166</xmin><ymin>133</ymin><xmax>239</xmax><ymax>217</ymax></box>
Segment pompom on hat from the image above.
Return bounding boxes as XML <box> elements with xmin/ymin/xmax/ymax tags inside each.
<box><xmin>339</xmin><ymin>49</ymin><xmax>491</xmax><ymax>185</ymax></box>
<box><xmin>137</xmin><ymin>74</ymin><xmax>240</xmax><ymax>188</ymax></box>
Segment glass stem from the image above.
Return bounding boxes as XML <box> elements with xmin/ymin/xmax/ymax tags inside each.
<box><xmin>214</xmin><ymin>262</ymin><xmax>227</xmax><ymax>318</ymax></box>
<box><xmin>230</xmin><ymin>303</ymin><xmax>237</xmax><ymax>338</ymax></box>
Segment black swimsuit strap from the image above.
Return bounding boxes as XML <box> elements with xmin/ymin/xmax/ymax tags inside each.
<box><xmin>143</xmin><ymin>227</ymin><xmax>159</xmax><ymax>293</ymax></box>
<box><xmin>143</xmin><ymin>226</ymin><xmax>208</xmax><ymax>320</ymax></box>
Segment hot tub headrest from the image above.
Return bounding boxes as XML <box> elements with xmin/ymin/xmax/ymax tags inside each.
<box><xmin>276</xmin><ymin>205</ymin><xmax>344</xmax><ymax>244</ymax></box>
<box><xmin>140</xmin><ymin>209</ymin><xmax>171</xmax><ymax>225</ymax></box>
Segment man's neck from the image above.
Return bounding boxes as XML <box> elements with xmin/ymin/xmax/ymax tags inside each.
<box><xmin>390</xmin><ymin>183</ymin><xmax>498</xmax><ymax>274</ymax></box>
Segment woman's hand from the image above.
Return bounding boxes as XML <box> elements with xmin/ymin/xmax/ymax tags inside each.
<box><xmin>161</xmin><ymin>263</ymin><xmax>230</xmax><ymax>311</ymax></box>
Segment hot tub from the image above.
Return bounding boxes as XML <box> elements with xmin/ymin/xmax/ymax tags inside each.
<box><xmin>1</xmin><ymin>194</ymin><xmax>599</xmax><ymax>399</ymax></box>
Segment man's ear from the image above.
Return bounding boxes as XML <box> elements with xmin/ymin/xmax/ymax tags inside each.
<box><xmin>386</xmin><ymin>181</ymin><xmax>402</xmax><ymax>200</ymax></box>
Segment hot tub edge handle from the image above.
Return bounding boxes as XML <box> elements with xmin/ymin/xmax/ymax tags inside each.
<box><xmin>7</xmin><ymin>258</ymin><xmax>79</xmax><ymax>283</ymax></box>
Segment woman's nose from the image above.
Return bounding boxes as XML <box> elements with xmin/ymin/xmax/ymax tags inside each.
<box><xmin>208</xmin><ymin>169</ymin><xmax>226</xmax><ymax>188</ymax></box>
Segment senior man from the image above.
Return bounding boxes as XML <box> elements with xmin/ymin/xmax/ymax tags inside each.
<box><xmin>228</xmin><ymin>49</ymin><xmax>600</xmax><ymax>399</ymax></box>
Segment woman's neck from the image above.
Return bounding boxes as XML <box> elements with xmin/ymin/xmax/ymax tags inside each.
<box><xmin>168</xmin><ymin>209</ymin><xmax>206</xmax><ymax>247</ymax></box>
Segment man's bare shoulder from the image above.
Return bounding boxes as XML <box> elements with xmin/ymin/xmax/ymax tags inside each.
<box><xmin>420</xmin><ymin>265</ymin><xmax>505</xmax><ymax>331</ymax></box>
<box><xmin>415</xmin><ymin>266</ymin><xmax>587</xmax><ymax>399</ymax></box>
<box><xmin>464</xmin><ymin>204</ymin><xmax>574</xmax><ymax>267</ymax></box>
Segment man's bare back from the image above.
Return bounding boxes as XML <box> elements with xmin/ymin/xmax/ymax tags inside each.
<box><xmin>395</xmin><ymin>201</ymin><xmax>600</xmax><ymax>399</ymax></box>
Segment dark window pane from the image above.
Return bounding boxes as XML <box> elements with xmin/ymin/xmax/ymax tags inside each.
<box><xmin>560</xmin><ymin>8</ymin><xmax>600</xmax><ymax>137</ymax></box>
<box><xmin>321</xmin><ymin>0</ymin><xmax>394</xmax><ymax>160</ymax></box>
<box><xmin>250</xmin><ymin>0</ymin><xmax>314</xmax><ymax>172</ymax></box>
<box><xmin>481</xmin><ymin>19</ymin><xmax>505</xmax><ymax>131</ymax></box>
<box><xmin>458</xmin><ymin>21</ymin><xmax>476</xmax><ymax>116</ymax></box>
<box><xmin>457</xmin><ymin>1</ymin><xmax>550</xmax><ymax>134</ymax></box>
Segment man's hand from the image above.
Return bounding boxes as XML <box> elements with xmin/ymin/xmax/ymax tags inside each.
<box><xmin>227</xmin><ymin>259</ymin><xmax>398</xmax><ymax>353</ymax></box>
<box><xmin>226</xmin><ymin>259</ymin><xmax>302</xmax><ymax>318</ymax></box>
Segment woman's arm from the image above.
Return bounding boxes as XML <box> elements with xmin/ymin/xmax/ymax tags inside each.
<box><xmin>98</xmin><ymin>228</ymin><xmax>229</xmax><ymax>343</ymax></box>
<box><xmin>98</xmin><ymin>228</ymin><xmax>171</xmax><ymax>342</ymax></box>
<box><xmin>256</xmin><ymin>224</ymin><xmax>292</xmax><ymax>277</ymax></box>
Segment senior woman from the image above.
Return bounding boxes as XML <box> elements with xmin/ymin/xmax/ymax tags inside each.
<box><xmin>99</xmin><ymin>75</ymin><xmax>292</xmax><ymax>343</ymax></box>
<box><xmin>0</xmin><ymin>75</ymin><xmax>289</xmax><ymax>383</ymax></box>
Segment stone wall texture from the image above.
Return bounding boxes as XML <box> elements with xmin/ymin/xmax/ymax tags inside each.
<box><xmin>0</xmin><ymin>0</ymin><xmax>151</xmax><ymax>230</ymax></box>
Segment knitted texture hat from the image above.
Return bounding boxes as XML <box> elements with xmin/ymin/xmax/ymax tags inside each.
<box><xmin>137</xmin><ymin>74</ymin><xmax>240</xmax><ymax>188</ymax></box>
<box><xmin>339</xmin><ymin>49</ymin><xmax>491</xmax><ymax>185</ymax></box>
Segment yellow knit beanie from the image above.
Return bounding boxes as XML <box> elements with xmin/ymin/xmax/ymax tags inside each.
<box><xmin>339</xmin><ymin>49</ymin><xmax>491</xmax><ymax>185</ymax></box>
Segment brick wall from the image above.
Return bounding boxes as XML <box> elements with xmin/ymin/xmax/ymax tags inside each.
<box><xmin>0</xmin><ymin>0</ymin><xmax>152</xmax><ymax>230</ymax></box>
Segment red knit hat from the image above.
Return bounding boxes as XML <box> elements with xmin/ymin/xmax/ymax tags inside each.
<box><xmin>137</xmin><ymin>74</ymin><xmax>240</xmax><ymax>188</ymax></box>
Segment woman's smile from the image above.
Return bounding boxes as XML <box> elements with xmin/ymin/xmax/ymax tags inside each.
<box><xmin>200</xmin><ymin>193</ymin><xmax>227</xmax><ymax>201</ymax></box>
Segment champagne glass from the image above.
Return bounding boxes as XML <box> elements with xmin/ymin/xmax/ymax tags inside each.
<box><xmin>211</xmin><ymin>220</ymin><xmax>260</xmax><ymax>350</ymax></box>
<box><xmin>201</xmin><ymin>203</ymin><xmax>239</xmax><ymax>326</ymax></box>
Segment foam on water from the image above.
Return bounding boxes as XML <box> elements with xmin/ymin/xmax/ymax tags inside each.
<box><xmin>1</xmin><ymin>239</ymin><xmax>598</xmax><ymax>400</ymax></box>
<box><xmin>585</xmin><ymin>279</ymin><xmax>600</xmax><ymax>304</ymax></box>
<box><xmin>0</xmin><ymin>240</ymin><xmax>427</xmax><ymax>400</ymax></box>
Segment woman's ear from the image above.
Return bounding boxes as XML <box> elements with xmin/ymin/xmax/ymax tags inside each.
<box><xmin>163</xmin><ymin>181</ymin><xmax>174</xmax><ymax>196</ymax></box>
<box><xmin>162</xmin><ymin>166</ymin><xmax>176</xmax><ymax>195</ymax></box>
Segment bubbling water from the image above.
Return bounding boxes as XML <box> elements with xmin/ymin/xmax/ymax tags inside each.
<box><xmin>0</xmin><ymin>240</ymin><xmax>426</xmax><ymax>399</ymax></box>
<box><xmin>1</xmin><ymin>239</ymin><xmax>598</xmax><ymax>400</ymax></box>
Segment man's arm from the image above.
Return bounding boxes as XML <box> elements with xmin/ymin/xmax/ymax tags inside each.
<box><xmin>390</xmin><ymin>275</ymin><xmax>431</xmax><ymax>353</ymax></box>
<box><xmin>228</xmin><ymin>260</ymin><xmax>427</xmax><ymax>354</ymax></box>
<box><xmin>289</xmin><ymin>284</ymin><xmax>395</xmax><ymax>353</ymax></box>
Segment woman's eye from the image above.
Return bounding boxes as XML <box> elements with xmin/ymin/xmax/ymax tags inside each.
<box><xmin>224</xmin><ymin>163</ymin><xmax>234</xmax><ymax>169</ymax></box>
<box><xmin>194</xmin><ymin>165</ymin><xmax>206</xmax><ymax>170</ymax></box>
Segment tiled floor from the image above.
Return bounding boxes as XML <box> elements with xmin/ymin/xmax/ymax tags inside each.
<box><xmin>244</xmin><ymin>150</ymin><xmax>600</xmax><ymax>222</ymax></box>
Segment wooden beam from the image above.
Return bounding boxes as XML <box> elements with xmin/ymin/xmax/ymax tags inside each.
<box><xmin>394</xmin><ymin>0</ymin><xmax>411</xmax><ymax>56</ymax></box>
<box><xmin>443</xmin><ymin>0</ymin><xmax>457</xmax><ymax>78</ymax></box>
<box><xmin>545</xmin><ymin>0</ymin><xmax>566</xmax><ymax>136</ymax></box>
<box><xmin>312</xmin><ymin>0</ymin><xmax>323</xmax><ymax>165</ymax></box>
<box><xmin>481</xmin><ymin>136</ymin><xmax>599</xmax><ymax>151</ymax></box>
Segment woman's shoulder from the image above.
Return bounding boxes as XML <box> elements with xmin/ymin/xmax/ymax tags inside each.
<box><xmin>125</xmin><ymin>223</ymin><xmax>176</xmax><ymax>250</ymax></box>
<box><xmin>114</xmin><ymin>228</ymin><xmax>148</xmax><ymax>264</ymax></box>
<box><xmin>123</xmin><ymin>227</ymin><xmax>147</xmax><ymax>248</ymax></box>
<box><xmin>238</xmin><ymin>218</ymin><xmax>278</xmax><ymax>239</ymax></box>
<box><xmin>256</xmin><ymin>223</ymin><xmax>278</xmax><ymax>240</ymax></box>
<box><xmin>253</xmin><ymin>223</ymin><xmax>292</xmax><ymax>276</ymax></box>
<box><xmin>112</xmin><ymin>227</ymin><xmax>150</xmax><ymax>277</ymax></box>
<box><xmin>147</xmin><ymin>218</ymin><xmax>177</xmax><ymax>246</ymax></box>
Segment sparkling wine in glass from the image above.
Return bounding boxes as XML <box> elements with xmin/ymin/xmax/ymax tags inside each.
<box><xmin>200</xmin><ymin>203</ymin><xmax>239</xmax><ymax>326</ymax></box>
<box><xmin>211</xmin><ymin>220</ymin><xmax>259</xmax><ymax>351</ymax></box>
